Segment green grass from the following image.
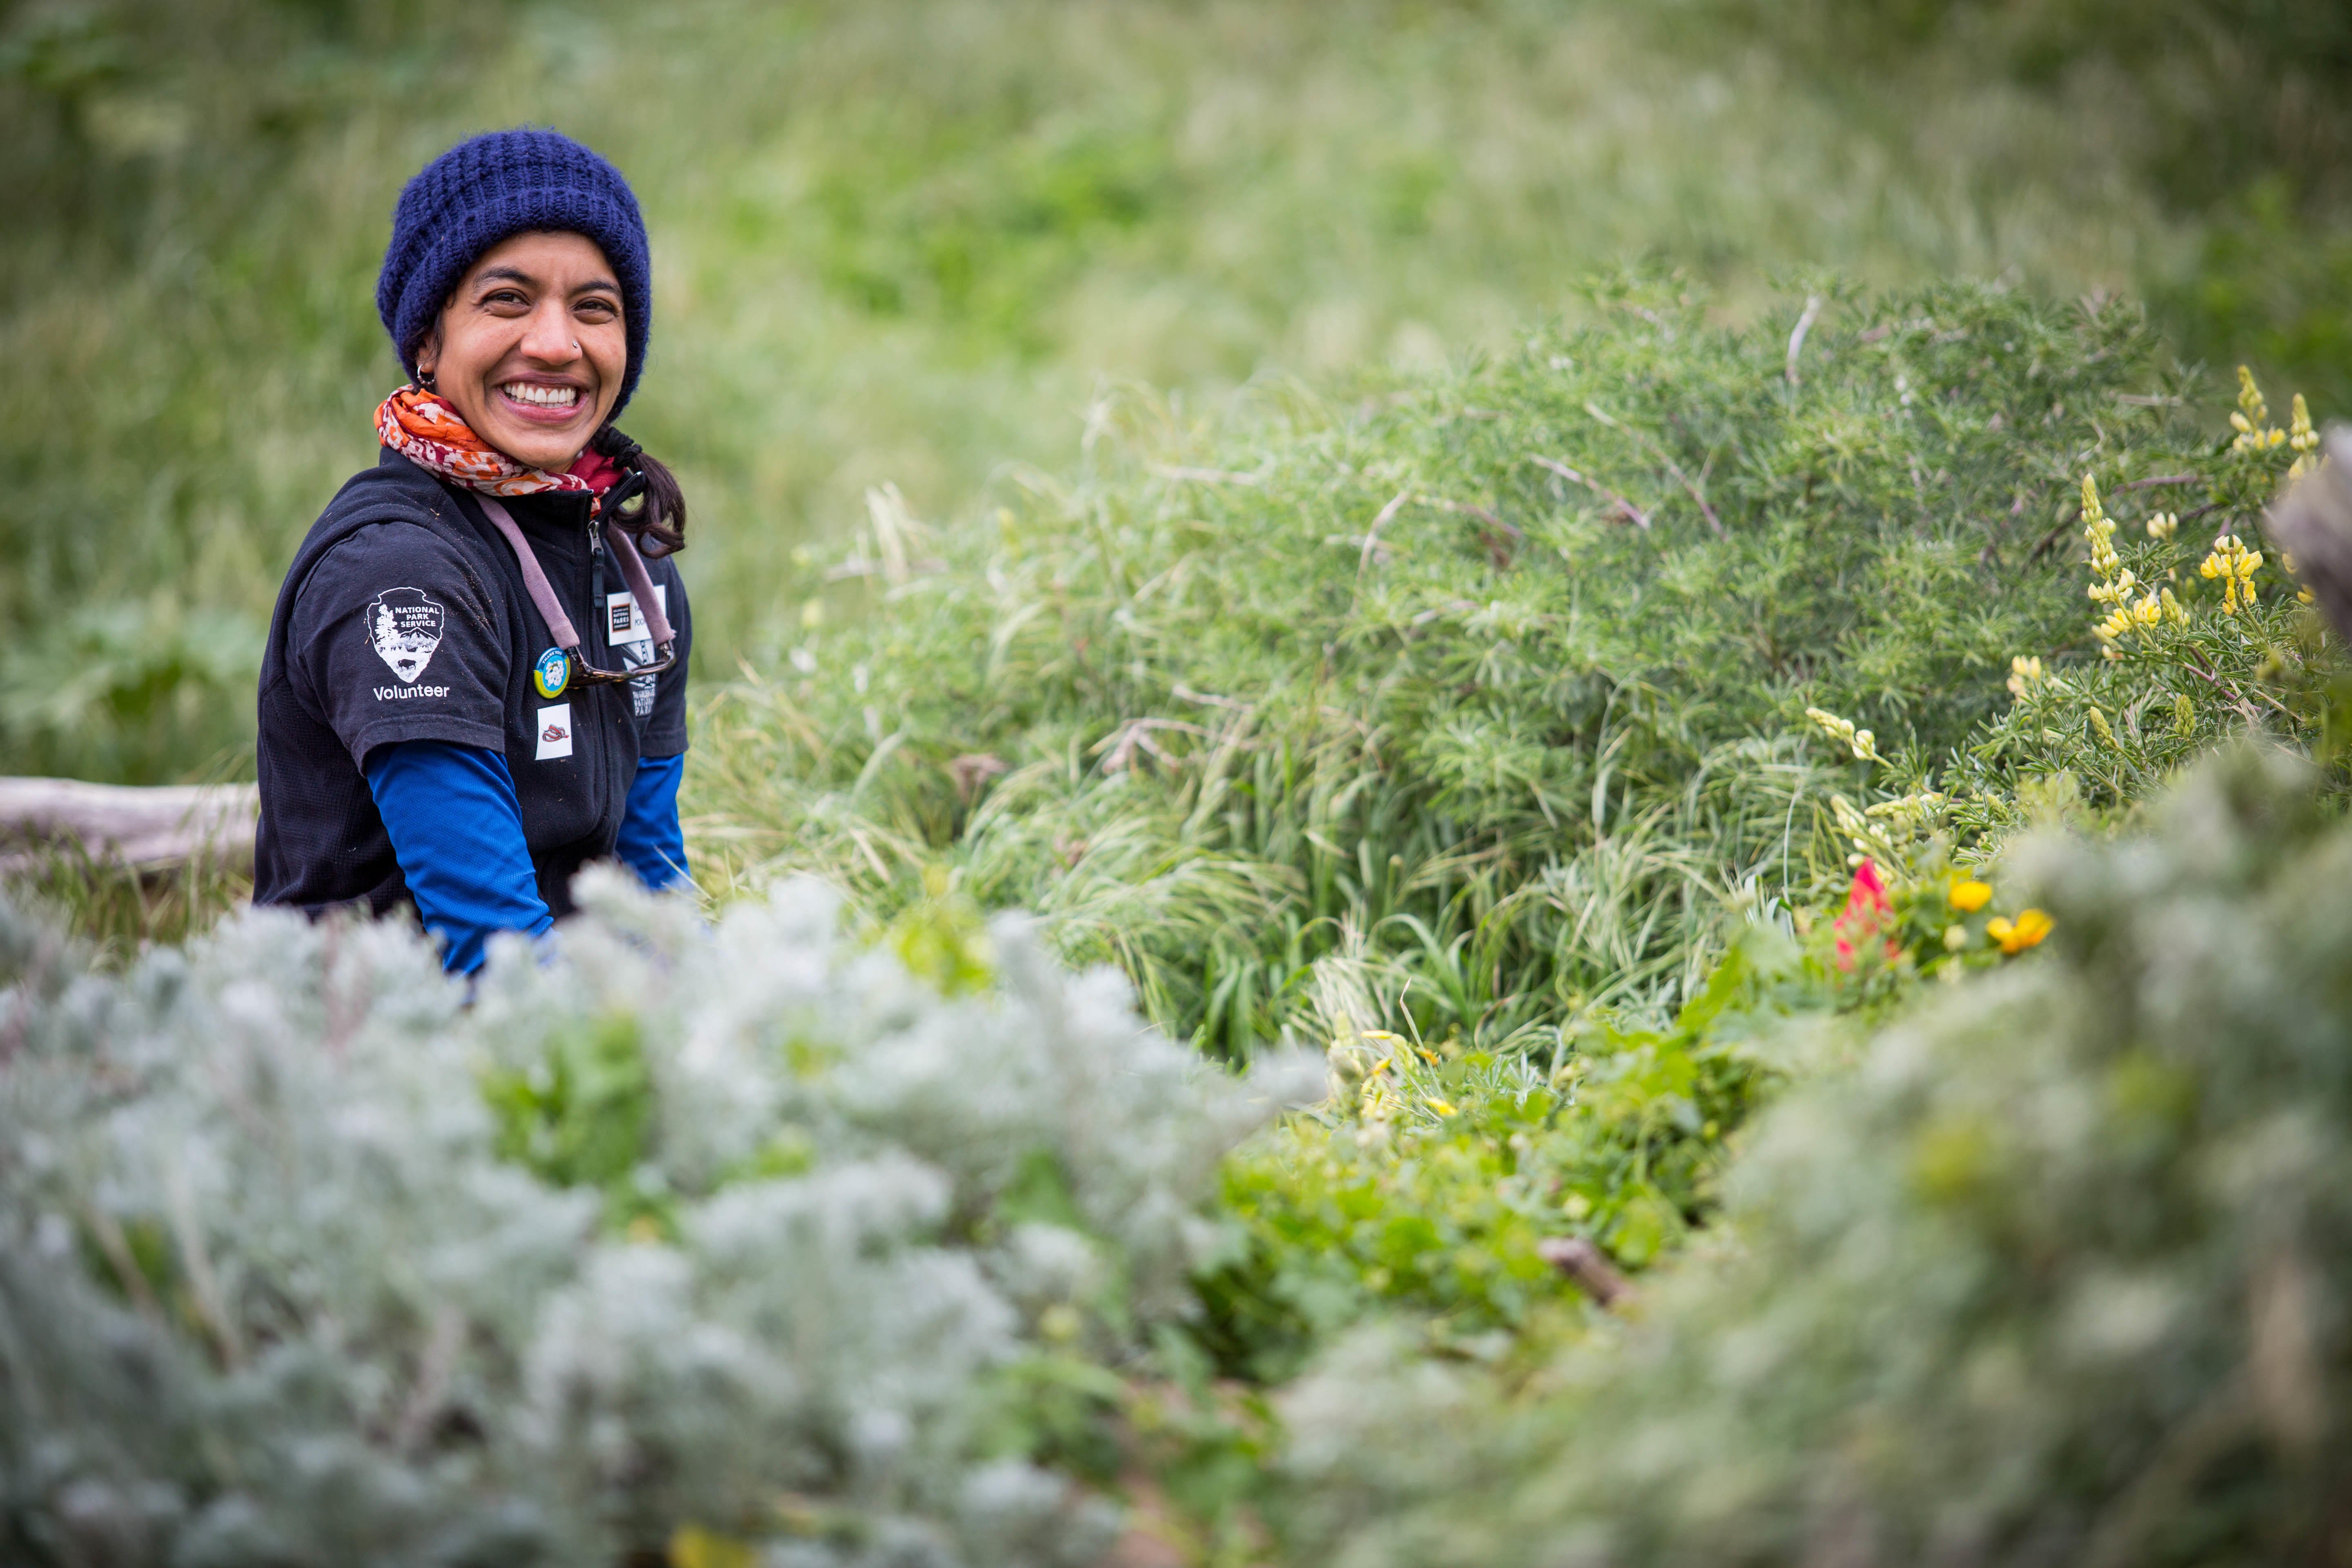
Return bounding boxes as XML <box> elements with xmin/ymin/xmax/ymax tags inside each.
<box><xmin>5</xmin><ymin>0</ymin><xmax>2350</xmax><ymax>784</ymax></box>
<box><xmin>0</xmin><ymin>843</ymin><xmax>250</xmax><ymax>963</ymax></box>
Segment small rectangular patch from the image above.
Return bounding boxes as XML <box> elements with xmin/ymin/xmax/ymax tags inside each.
<box><xmin>535</xmin><ymin>702</ymin><xmax>574</xmax><ymax>761</ymax></box>
<box><xmin>605</xmin><ymin>585</ymin><xmax>669</xmax><ymax>650</ymax></box>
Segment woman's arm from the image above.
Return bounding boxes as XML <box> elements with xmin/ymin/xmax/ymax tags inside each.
<box><xmin>363</xmin><ymin>738</ymin><xmax>552</xmax><ymax>973</ymax></box>
<box><xmin>614</xmin><ymin>753</ymin><xmax>688</xmax><ymax>891</ymax></box>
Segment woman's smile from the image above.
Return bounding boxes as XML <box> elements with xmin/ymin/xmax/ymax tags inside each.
<box><xmin>499</xmin><ymin>379</ymin><xmax>586</xmax><ymax>414</ymax></box>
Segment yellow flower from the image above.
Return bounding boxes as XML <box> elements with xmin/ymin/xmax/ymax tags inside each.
<box><xmin>2081</xmin><ymin>475</ymin><xmax>2122</xmax><ymax>580</ymax></box>
<box><xmin>2145</xmin><ymin>511</ymin><xmax>2178</xmax><ymax>541</ymax></box>
<box><xmin>2159</xmin><ymin>587</ymin><xmax>2187</xmax><ymax>624</ymax></box>
<box><xmin>670</xmin><ymin>1527</ymin><xmax>760</xmax><ymax>1568</ymax></box>
<box><xmin>2231</xmin><ymin>367</ymin><xmax>2278</xmax><ymax>454</ymax></box>
<box><xmin>1947</xmin><ymin>879</ymin><xmax>1992</xmax><ymax>913</ymax></box>
<box><xmin>1805</xmin><ymin>706</ymin><xmax>1882</xmax><ymax>761</ymax></box>
<box><xmin>1985</xmin><ymin>907</ymin><xmax>2053</xmax><ymax>955</ymax></box>
<box><xmin>2288</xmin><ymin>393</ymin><xmax>2321</xmax><ymax>479</ymax></box>
<box><xmin>2088</xmin><ymin>567</ymin><xmax>2136</xmax><ymax>607</ymax></box>
<box><xmin>2198</xmin><ymin>535</ymin><xmax>2263</xmax><ymax>614</ymax></box>
<box><xmin>1425</xmin><ymin>1097</ymin><xmax>1457</xmax><ymax>1116</ymax></box>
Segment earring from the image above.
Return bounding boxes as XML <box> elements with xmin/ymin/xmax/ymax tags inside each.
<box><xmin>414</xmin><ymin>363</ymin><xmax>437</xmax><ymax>391</ymax></box>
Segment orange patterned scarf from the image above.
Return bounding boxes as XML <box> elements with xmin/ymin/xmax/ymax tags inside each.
<box><xmin>375</xmin><ymin>385</ymin><xmax>620</xmax><ymax>510</ymax></box>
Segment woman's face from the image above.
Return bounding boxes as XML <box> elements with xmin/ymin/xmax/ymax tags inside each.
<box><xmin>415</xmin><ymin>230</ymin><xmax>626</xmax><ymax>471</ymax></box>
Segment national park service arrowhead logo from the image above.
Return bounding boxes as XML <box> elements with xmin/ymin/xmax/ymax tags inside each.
<box><xmin>368</xmin><ymin>588</ymin><xmax>445</xmax><ymax>683</ymax></box>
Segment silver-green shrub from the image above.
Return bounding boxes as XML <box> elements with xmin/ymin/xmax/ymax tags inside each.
<box><xmin>0</xmin><ymin>871</ymin><xmax>1312</xmax><ymax>1567</ymax></box>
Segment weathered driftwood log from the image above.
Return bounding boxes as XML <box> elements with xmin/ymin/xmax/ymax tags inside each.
<box><xmin>0</xmin><ymin>777</ymin><xmax>258</xmax><ymax>875</ymax></box>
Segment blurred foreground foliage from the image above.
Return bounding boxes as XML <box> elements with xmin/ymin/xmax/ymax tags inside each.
<box><xmin>0</xmin><ymin>867</ymin><xmax>1320</xmax><ymax>1565</ymax></box>
<box><xmin>6</xmin><ymin>0</ymin><xmax>2352</xmax><ymax>779</ymax></box>
<box><xmin>1280</xmin><ymin>744</ymin><xmax>2352</xmax><ymax>1567</ymax></box>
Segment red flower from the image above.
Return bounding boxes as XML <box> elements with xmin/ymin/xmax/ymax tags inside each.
<box><xmin>1833</xmin><ymin>858</ymin><xmax>1900</xmax><ymax>970</ymax></box>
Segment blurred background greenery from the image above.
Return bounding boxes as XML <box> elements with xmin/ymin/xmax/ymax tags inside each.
<box><xmin>2</xmin><ymin>0</ymin><xmax>2347</xmax><ymax>783</ymax></box>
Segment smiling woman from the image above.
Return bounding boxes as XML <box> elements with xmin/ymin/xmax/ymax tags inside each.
<box><xmin>252</xmin><ymin>129</ymin><xmax>695</xmax><ymax>974</ymax></box>
<box><xmin>417</xmin><ymin>232</ymin><xmax>630</xmax><ymax>469</ymax></box>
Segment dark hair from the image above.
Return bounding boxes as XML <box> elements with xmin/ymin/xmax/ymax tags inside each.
<box><xmin>590</xmin><ymin>425</ymin><xmax>688</xmax><ymax>557</ymax></box>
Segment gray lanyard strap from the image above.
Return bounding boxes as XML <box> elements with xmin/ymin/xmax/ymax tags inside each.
<box><xmin>477</xmin><ymin>494</ymin><xmax>675</xmax><ymax>669</ymax></box>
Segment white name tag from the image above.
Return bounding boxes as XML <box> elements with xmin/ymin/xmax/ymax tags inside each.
<box><xmin>535</xmin><ymin>702</ymin><xmax>574</xmax><ymax>761</ymax></box>
<box><xmin>605</xmin><ymin>584</ymin><xmax>669</xmax><ymax>650</ymax></box>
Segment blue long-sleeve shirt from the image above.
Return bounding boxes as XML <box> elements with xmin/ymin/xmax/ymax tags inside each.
<box><xmin>614</xmin><ymin>752</ymin><xmax>688</xmax><ymax>892</ymax></box>
<box><xmin>363</xmin><ymin>740</ymin><xmax>686</xmax><ymax>973</ymax></box>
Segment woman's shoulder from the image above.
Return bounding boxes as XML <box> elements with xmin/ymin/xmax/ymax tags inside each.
<box><xmin>278</xmin><ymin>453</ymin><xmax>503</xmax><ymax>617</ymax></box>
<box><xmin>288</xmin><ymin>452</ymin><xmax>484</xmax><ymax>575</ymax></box>
<box><xmin>318</xmin><ymin>448</ymin><xmax>464</xmax><ymax>531</ymax></box>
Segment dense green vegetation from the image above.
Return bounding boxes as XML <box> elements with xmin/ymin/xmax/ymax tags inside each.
<box><xmin>5</xmin><ymin>0</ymin><xmax>2350</xmax><ymax>780</ymax></box>
<box><xmin>692</xmin><ymin>282</ymin><xmax>2318</xmax><ymax>1055</ymax></box>
<box><xmin>1281</xmin><ymin>745</ymin><xmax>2352</xmax><ymax>1568</ymax></box>
<box><xmin>9</xmin><ymin>3</ymin><xmax>2352</xmax><ymax>1563</ymax></box>
<box><xmin>683</xmin><ymin>286</ymin><xmax>2342</xmax><ymax>1443</ymax></box>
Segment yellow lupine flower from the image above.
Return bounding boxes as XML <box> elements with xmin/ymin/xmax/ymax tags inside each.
<box><xmin>1805</xmin><ymin>706</ymin><xmax>1882</xmax><ymax>762</ymax></box>
<box><xmin>1425</xmin><ymin>1097</ymin><xmax>1457</xmax><ymax>1116</ymax></box>
<box><xmin>1985</xmin><ymin>908</ymin><xmax>2053</xmax><ymax>955</ymax></box>
<box><xmin>2289</xmin><ymin>393</ymin><xmax>2321</xmax><ymax>480</ymax></box>
<box><xmin>1947</xmin><ymin>880</ymin><xmax>1992</xmax><ymax>913</ymax></box>
<box><xmin>2200</xmin><ymin>535</ymin><xmax>2263</xmax><ymax>614</ymax></box>
<box><xmin>2088</xmin><ymin>567</ymin><xmax>2136</xmax><ymax>606</ymax></box>
<box><xmin>2145</xmin><ymin>511</ymin><xmax>2178</xmax><ymax>541</ymax></box>
<box><xmin>2081</xmin><ymin>476</ymin><xmax>2120</xmax><ymax>579</ymax></box>
<box><xmin>2230</xmin><ymin>367</ymin><xmax>2282</xmax><ymax>454</ymax></box>
<box><xmin>2005</xmin><ymin>655</ymin><xmax>2042</xmax><ymax>698</ymax></box>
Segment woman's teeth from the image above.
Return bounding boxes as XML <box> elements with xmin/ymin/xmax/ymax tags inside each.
<box><xmin>503</xmin><ymin>383</ymin><xmax>579</xmax><ymax>408</ymax></box>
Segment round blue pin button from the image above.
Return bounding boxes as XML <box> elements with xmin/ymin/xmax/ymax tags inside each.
<box><xmin>532</xmin><ymin>647</ymin><xmax>570</xmax><ymax>699</ymax></box>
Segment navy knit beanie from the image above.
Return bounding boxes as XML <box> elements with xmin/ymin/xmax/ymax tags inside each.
<box><xmin>377</xmin><ymin>128</ymin><xmax>653</xmax><ymax>416</ymax></box>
